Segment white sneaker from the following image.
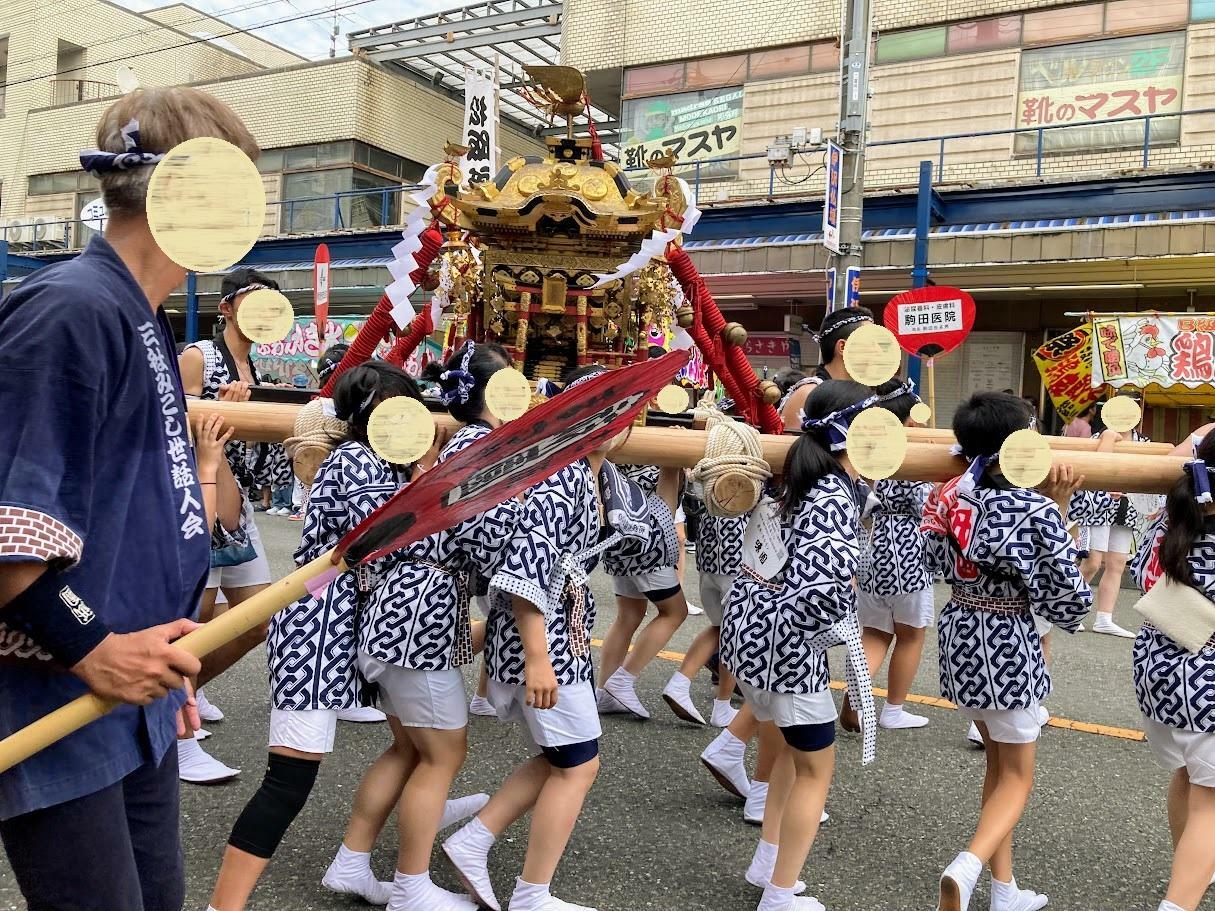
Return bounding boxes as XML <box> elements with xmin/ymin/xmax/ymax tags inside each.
<box><xmin>595</xmin><ymin>687</ymin><xmax>629</xmax><ymax>715</ymax></box>
<box><xmin>195</xmin><ymin>689</ymin><xmax>224</xmax><ymax>723</ymax></box>
<box><xmin>710</xmin><ymin>699</ymin><xmax>738</xmax><ymax>728</ymax></box>
<box><xmin>194</xmin><ymin>728</ymin><xmax>211</xmax><ymax>741</ymax></box>
<box><xmin>743</xmin><ymin>781</ymin><xmax>768</xmax><ymax>825</ymax></box>
<box><xmin>442</xmin><ymin>823</ymin><xmax>500</xmax><ymax>911</ymax></box>
<box><xmin>938</xmin><ymin>851</ymin><xmax>983</xmax><ymax>911</ymax></box>
<box><xmin>687</xmin><ymin>602</ymin><xmax>705</xmax><ymax>616</ymax></box>
<box><xmin>1092</xmin><ymin>615</ymin><xmax>1135</xmax><ymax>638</ymax></box>
<box><xmin>879</xmin><ymin>705</ymin><xmax>930</xmax><ymax>730</ymax></box>
<box><xmin>603</xmin><ymin>668</ymin><xmax>649</xmax><ymax>720</ymax></box>
<box><xmin>966</xmin><ymin>722</ymin><xmax>984</xmax><ymax>748</ymax></box>
<box><xmin>662</xmin><ymin>672</ymin><xmax>706</xmax><ymax>725</ymax></box>
<box><xmin>441</xmin><ymin>793</ymin><xmax>491</xmax><ymax>830</ymax></box>
<box><xmin>1036</xmin><ymin>705</ymin><xmax>1050</xmax><ymax>727</ymax></box>
<box><xmin>177</xmin><ymin>738</ymin><xmax>239</xmax><ymax>784</ymax></box>
<box><xmin>337</xmin><ymin>705</ymin><xmax>387</xmax><ymax>723</ymax></box>
<box><xmin>469</xmin><ymin>694</ymin><xmax>497</xmax><ymax>717</ymax></box>
<box><xmin>700</xmin><ymin>731</ymin><xmax>751</xmax><ymax>799</ymax></box>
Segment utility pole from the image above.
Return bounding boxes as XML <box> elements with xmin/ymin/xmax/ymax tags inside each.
<box><xmin>829</xmin><ymin>0</ymin><xmax>873</xmax><ymax>312</ymax></box>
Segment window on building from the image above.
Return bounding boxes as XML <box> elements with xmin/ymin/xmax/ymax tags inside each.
<box><xmin>0</xmin><ymin>36</ymin><xmax>8</xmax><ymax>117</ymax></box>
<box><xmin>810</xmin><ymin>40</ymin><xmax>841</xmax><ymax>71</ymax></box>
<box><xmin>875</xmin><ymin>27</ymin><xmax>948</xmax><ymax>64</ymax></box>
<box><xmin>748</xmin><ymin>45</ymin><xmax>810</xmax><ymax>80</ymax></box>
<box><xmin>27</xmin><ymin>170</ymin><xmax>102</xmax><ymax>247</ymax></box>
<box><xmin>282</xmin><ymin>169</ymin><xmax>350</xmax><ymax>233</ymax></box>
<box><xmin>947</xmin><ymin>16</ymin><xmax>1021</xmax><ymax>53</ymax></box>
<box><xmin>623</xmin><ymin>62</ymin><xmax>685</xmax><ymax>97</ymax></box>
<box><xmin>1195</xmin><ymin>0</ymin><xmax>1215</xmax><ymax>20</ymax></box>
<box><xmin>1015</xmin><ymin>31</ymin><xmax>1185</xmax><ymax>155</ymax></box>
<box><xmin>685</xmin><ymin>53</ymin><xmax>747</xmax><ymax>88</ymax></box>
<box><xmin>1022</xmin><ymin>4</ymin><xmax>1104</xmax><ymax>45</ymax></box>
<box><xmin>1105</xmin><ymin>0</ymin><xmax>1188</xmax><ymax>32</ymax></box>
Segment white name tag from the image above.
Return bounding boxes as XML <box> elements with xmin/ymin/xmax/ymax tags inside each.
<box><xmin>743</xmin><ymin>496</ymin><xmax>788</xmax><ymax>580</ymax></box>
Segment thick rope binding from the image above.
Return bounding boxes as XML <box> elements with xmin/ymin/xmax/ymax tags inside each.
<box><xmin>690</xmin><ymin>410</ymin><xmax>772</xmax><ymax>517</ymax></box>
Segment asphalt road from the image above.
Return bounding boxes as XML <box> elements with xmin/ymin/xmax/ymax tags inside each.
<box><xmin>2</xmin><ymin>514</ymin><xmax>1209</xmax><ymax>911</ymax></box>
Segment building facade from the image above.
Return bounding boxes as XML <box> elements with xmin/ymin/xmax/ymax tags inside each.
<box><xmin>562</xmin><ymin>0</ymin><xmax>1215</xmax><ymax>431</ymax></box>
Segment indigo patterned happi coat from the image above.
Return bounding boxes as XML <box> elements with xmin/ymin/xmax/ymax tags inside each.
<box><xmin>1130</xmin><ymin>515</ymin><xmax>1215</xmax><ymax>733</ymax></box>
<box><xmin>359</xmin><ymin>423</ymin><xmax>521</xmax><ymax>671</ymax></box>
<box><xmin>487</xmin><ymin>460</ymin><xmax>602</xmax><ymax>687</ymax></box>
<box><xmin>267</xmin><ymin>441</ymin><xmax>404</xmax><ymax>710</ymax></box>
<box><xmin>857</xmin><ymin>479</ymin><xmax>932</xmax><ymax>596</ymax></box>
<box><xmin>720</xmin><ymin>473</ymin><xmax>860</xmax><ymax>695</ymax></box>
<box><xmin>922</xmin><ymin>477</ymin><xmax>1091</xmax><ymax>710</ymax></box>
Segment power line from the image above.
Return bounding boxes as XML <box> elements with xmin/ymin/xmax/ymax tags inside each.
<box><xmin>1</xmin><ymin>0</ymin><xmax>383</xmax><ymax>91</ymax></box>
<box><xmin>2</xmin><ymin>0</ymin><xmax>303</xmax><ymax>72</ymax></box>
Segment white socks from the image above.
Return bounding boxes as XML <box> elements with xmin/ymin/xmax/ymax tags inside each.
<box><xmin>701</xmin><ymin>728</ymin><xmax>751</xmax><ymax>798</ymax></box>
<box><xmin>711</xmin><ymin>698</ymin><xmax>739</xmax><ymax>728</ymax></box>
<box><xmin>744</xmin><ymin>780</ymin><xmax>769</xmax><ymax>824</ymax></box>
<box><xmin>508</xmin><ymin>879</ymin><xmax>550</xmax><ymax>910</ymax></box>
<box><xmin>442</xmin><ymin>818</ymin><xmax>500</xmax><ymax>911</ymax></box>
<box><xmin>744</xmin><ymin>840</ymin><xmax>806</xmax><ymax>894</ymax></box>
<box><xmin>1158</xmin><ymin>903</ymin><xmax>1185</xmax><ymax>911</ymax></box>
<box><xmin>1092</xmin><ymin>614</ymin><xmax>1135</xmax><ymax>638</ymax></box>
<box><xmin>940</xmin><ymin>851</ymin><xmax>983</xmax><ymax>911</ymax></box>
<box><xmin>990</xmin><ymin>876</ymin><xmax>1048</xmax><ymax>911</ymax></box>
<box><xmin>662</xmin><ymin>672</ymin><xmax>707</xmax><ymax>725</ymax></box>
<box><xmin>177</xmin><ymin>736</ymin><xmax>240</xmax><ymax>784</ymax></box>
<box><xmin>322</xmin><ymin>844</ymin><xmax>393</xmax><ymax>905</ymax></box>
<box><xmin>441</xmin><ymin>793</ymin><xmax>491</xmax><ymax>830</ymax></box>
<box><xmin>387</xmin><ymin>871</ymin><xmax>475</xmax><ymax>911</ymax></box>
<box><xmin>603</xmin><ymin>668</ymin><xmax>649</xmax><ymax>719</ymax></box>
<box><xmin>880</xmin><ymin>703</ymin><xmax>929</xmax><ymax>729</ymax></box>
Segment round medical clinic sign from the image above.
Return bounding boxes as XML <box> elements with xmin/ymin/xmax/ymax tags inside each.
<box><xmin>882</xmin><ymin>286</ymin><xmax>976</xmax><ymax>358</ymax></box>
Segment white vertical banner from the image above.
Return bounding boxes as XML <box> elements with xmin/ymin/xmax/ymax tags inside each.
<box><xmin>461</xmin><ymin>68</ymin><xmax>499</xmax><ymax>185</ymax></box>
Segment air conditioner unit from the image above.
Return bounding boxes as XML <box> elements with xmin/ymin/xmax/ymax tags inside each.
<box><xmin>3</xmin><ymin>220</ymin><xmax>29</xmax><ymax>244</ymax></box>
<box><xmin>31</xmin><ymin>218</ymin><xmax>49</xmax><ymax>241</ymax></box>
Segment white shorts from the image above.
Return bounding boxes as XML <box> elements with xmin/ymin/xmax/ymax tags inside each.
<box><xmin>207</xmin><ymin>504</ymin><xmax>272</xmax><ymax>590</ymax></box>
<box><xmin>487</xmin><ymin>679</ymin><xmax>602</xmax><ymax>752</ymax></box>
<box><xmin>357</xmin><ymin>655</ymin><xmax>467</xmax><ymax>730</ymax></box>
<box><xmin>738</xmin><ymin>681</ymin><xmax>838</xmax><ymax>728</ymax></box>
<box><xmin>675</xmin><ymin>505</ymin><xmax>686</xmax><ymax>524</ymax></box>
<box><xmin>958</xmin><ymin>704</ymin><xmax>1042</xmax><ymax>744</ymax></box>
<box><xmin>1089</xmin><ymin>524</ymin><xmax>1133</xmax><ymax>555</ymax></box>
<box><xmin>1145</xmin><ymin>719</ymin><xmax>1215</xmax><ymax>787</ymax></box>
<box><xmin>611</xmin><ymin>566</ymin><xmax>681</xmax><ymax>601</ymax></box>
<box><xmin>856</xmin><ymin>588</ymin><xmax>934</xmax><ymax>633</ymax></box>
<box><xmin>698</xmin><ymin>572</ymin><xmax>734</xmax><ymax>626</ymax></box>
<box><xmin>268</xmin><ymin>707</ymin><xmax>338</xmax><ymax>754</ymax></box>
<box><xmin>1033</xmin><ymin>614</ymin><xmax>1054</xmax><ymax>638</ymax></box>
<box><xmin>473</xmin><ymin>595</ymin><xmax>491</xmax><ymax>619</ymax></box>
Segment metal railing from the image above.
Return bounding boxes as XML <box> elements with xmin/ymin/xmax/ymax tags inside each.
<box><xmin>5</xmin><ymin>106</ymin><xmax>1215</xmax><ymax>253</ymax></box>
<box><xmin>48</xmin><ymin>79</ymin><xmax>119</xmax><ymax>107</ymax></box>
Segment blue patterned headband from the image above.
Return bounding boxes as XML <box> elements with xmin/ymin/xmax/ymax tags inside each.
<box><xmin>80</xmin><ymin>119</ymin><xmax>165</xmax><ymax>177</ymax></box>
<box><xmin>802</xmin><ymin>394</ymin><xmax>878</xmax><ymax>452</ymax></box>
<box><xmin>1184</xmin><ymin>459</ymin><xmax>1214</xmax><ymax>504</ymax></box>
<box><xmin>439</xmin><ymin>341</ymin><xmax>477</xmax><ymax>406</ymax></box>
<box><xmin>812</xmin><ymin>311</ymin><xmax>872</xmax><ymax>342</ymax></box>
<box><xmin>878</xmin><ymin>378</ymin><xmax>919</xmax><ymax>404</ymax></box>
<box><xmin>563</xmin><ymin>366</ymin><xmax>608</xmax><ymax>393</ymax></box>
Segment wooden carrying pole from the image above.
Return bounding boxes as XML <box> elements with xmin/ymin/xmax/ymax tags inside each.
<box><xmin>188</xmin><ymin>400</ymin><xmax>1187</xmax><ymax>494</ymax></box>
<box><xmin>0</xmin><ymin>553</ymin><xmax>343</xmax><ymax>776</ymax></box>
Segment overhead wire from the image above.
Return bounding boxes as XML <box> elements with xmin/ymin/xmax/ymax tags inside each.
<box><xmin>0</xmin><ymin>0</ymin><xmax>384</xmax><ymax>91</ymax></box>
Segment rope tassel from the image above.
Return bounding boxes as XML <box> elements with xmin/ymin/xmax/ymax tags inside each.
<box><xmin>690</xmin><ymin>411</ymin><xmax>772</xmax><ymax>517</ymax></box>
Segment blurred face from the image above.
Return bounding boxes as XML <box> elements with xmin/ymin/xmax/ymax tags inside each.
<box><xmin>221</xmin><ymin>292</ymin><xmax>253</xmax><ymax>343</ymax></box>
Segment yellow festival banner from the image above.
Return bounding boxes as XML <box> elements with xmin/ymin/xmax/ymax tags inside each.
<box><xmin>1034</xmin><ymin>325</ymin><xmax>1101</xmax><ymax>422</ymax></box>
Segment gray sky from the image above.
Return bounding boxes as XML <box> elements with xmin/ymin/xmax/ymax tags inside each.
<box><xmin>116</xmin><ymin>0</ymin><xmax>458</xmax><ymax>60</ymax></box>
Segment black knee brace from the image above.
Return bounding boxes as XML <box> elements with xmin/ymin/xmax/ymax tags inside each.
<box><xmin>780</xmin><ymin>721</ymin><xmax>836</xmax><ymax>753</ymax></box>
<box><xmin>227</xmin><ymin>754</ymin><xmax>320</xmax><ymax>859</ymax></box>
<box><xmin>541</xmin><ymin>739</ymin><xmax>600</xmax><ymax>769</ymax></box>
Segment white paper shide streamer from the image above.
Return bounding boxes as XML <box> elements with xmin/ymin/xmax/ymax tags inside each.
<box><xmin>385</xmin><ymin>164</ymin><xmax>442</xmax><ymax>329</ymax></box>
<box><xmin>592</xmin><ymin>177</ymin><xmax>703</xmax><ymax>288</ymax></box>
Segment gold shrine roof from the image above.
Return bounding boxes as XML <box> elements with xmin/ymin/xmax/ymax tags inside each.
<box><xmin>448</xmin><ymin>146</ymin><xmax>664</xmax><ymax>238</ymax></box>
